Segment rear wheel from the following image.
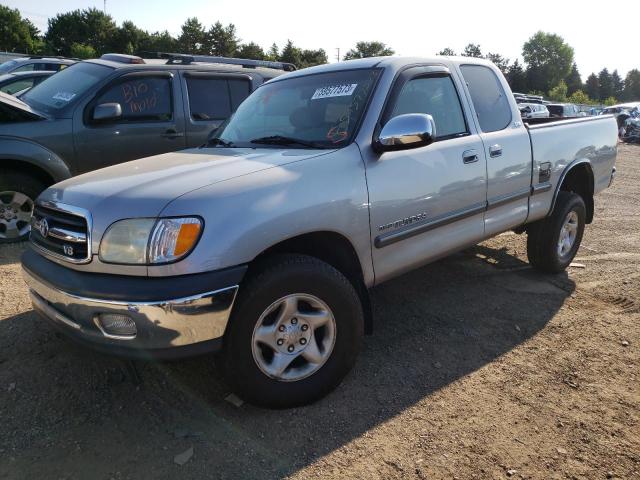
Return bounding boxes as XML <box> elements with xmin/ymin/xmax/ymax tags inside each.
<box><xmin>220</xmin><ymin>254</ymin><xmax>364</xmax><ymax>408</ymax></box>
<box><xmin>527</xmin><ymin>191</ymin><xmax>586</xmax><ymax>273</ymax></box>
<box><xmin>0</xmin><ymin>170</ymin><xmax>46</xmax><ymax>243</ymax></box>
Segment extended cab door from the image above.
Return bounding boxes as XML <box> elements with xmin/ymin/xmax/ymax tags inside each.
<box><xmin>458</xmin><ymin>64</ymin><xmax>533</xmax><ymax>236</ymax></box>
<box><xmin>365</xmin><ymin>66</ymin><xmax>487</xmax><ymax>283</ymax></box>
<box><xmin>180</xmin><ymin>71</ymin><xmax>253</xmax><ymax>147</ymax></box>
<box><xmin>73</xmin><ymin>71</ymin><xmax>186</xmax><ymax>173</ymax></box>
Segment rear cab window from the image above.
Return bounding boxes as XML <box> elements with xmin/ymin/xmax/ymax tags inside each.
<box><xmin>460</xmin><ymin>64</ymin><xmax>512</xmax><ymax>132</ymax></box>
<box><xmin>184</xmin><ymin>74</ymin><xmax>251</xmax><ymax>121</ymax></box>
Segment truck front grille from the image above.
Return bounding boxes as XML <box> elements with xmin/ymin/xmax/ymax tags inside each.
<box><xmin>30</xmin><ymin>202</ymin><xmax>91</xmax><ymax>263</ymax></box>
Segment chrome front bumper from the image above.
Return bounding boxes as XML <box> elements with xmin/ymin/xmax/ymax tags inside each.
<box><xmin>23</xmin><ymin>267</ymin><xmax>238</xmax><ymax>357</ymax></box>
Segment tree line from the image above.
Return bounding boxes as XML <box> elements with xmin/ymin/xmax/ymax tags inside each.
<box><xmin>0</xmin><ymin>5</ymin><xmax>388</xmax><ymax>69</ymax></box>
<box><xmin>437</xmin><ymin>32</ymin><xmax>639</xmax><ymax>105</ymax></box>
<box><xmin>1</xmin><ymin>5</ymin><xmax>639</xmax><ymax>104</ymax></box>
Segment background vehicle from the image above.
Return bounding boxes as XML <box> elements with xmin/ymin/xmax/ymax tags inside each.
<box><xmin>0</xmin><ymin>71</ymin><xmax>54</xmax><ymax>96</ymax></box>
<box><xmin>519</xmin><ymin>102</ymin><xmax>549</xmax><ymax>118</ymax></box>
<box><xmin>0</xmin><ymin>56</ymin><xmax>75</xmax><ymax>74</ymax></box>
<box><xmin>0</xmin><ymin>53</ymin><xmax>290</xmax><ymax>242</ymax></box>
<box><xmin>547</xmin><ymin>103</ymin><xmax>583</xmax><ymax>118</ymax></box>
<box><xmin>22</xmin><ymin>56</ymin><xmax>617</xmax><ymax>408</ymax></box>
<box><xmin>621</xmin><ymin>108</ymin><xmax>640</xmax><ymax>143</ymax></box>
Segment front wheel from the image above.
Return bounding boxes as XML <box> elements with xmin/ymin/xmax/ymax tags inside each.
<box><xmin>220</xmin><ymin>254</ymin><xmax>364</xmax><ymax>408</ymax></box>
<box><xmin>0</xmin><ymin>170</ymin><xmax>46</xmax><ymax>243</ymax></box>
<box><xmin>527</xmin><ymin>191</ymin><xmax>586</xmax><ymax>273</ymax></box>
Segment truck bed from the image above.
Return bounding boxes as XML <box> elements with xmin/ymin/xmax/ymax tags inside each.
<box><xmin>525</xmin><ymin>115</ymin><xmax>618</xmax><ymax>223</ymax></box>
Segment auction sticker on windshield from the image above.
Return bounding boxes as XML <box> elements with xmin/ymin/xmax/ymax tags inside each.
<box><xmin>311</xmin><ymin>84</ymin><xmax>358</xmax><ymax>100</ymax></box>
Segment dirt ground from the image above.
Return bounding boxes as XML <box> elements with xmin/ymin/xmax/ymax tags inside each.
<box><xmin>0</xmin><ymin>144</ymin><xmax>638</xmax><ymax>480</ymax></box>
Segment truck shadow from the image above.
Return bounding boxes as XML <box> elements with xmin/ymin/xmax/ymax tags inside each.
<box><xmin>0</xmin><ymin>242</ymin><xmax>575</xmax><ymax>479</ymax></box>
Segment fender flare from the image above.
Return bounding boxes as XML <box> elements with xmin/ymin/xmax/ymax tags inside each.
<box><xmin>0</xmin><ymin>136</ymin><xmax>72</xmax><ymax>183</ymax></box>
<box><xmin>547</xmin><ymin>158</ymin><xmax>594</xmax><ymax>217</ymax></box>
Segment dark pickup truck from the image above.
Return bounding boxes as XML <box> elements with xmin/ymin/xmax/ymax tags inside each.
<box><xmin>0</xmin><ymin>53</ymin><xmax>290</xmax><ymax>242</ymax></box>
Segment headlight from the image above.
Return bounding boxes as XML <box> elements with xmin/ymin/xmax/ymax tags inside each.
<box><xmin>99</xmin><ymin>217</ymin><xmax>202</xmax><ymax>265</ymax></box>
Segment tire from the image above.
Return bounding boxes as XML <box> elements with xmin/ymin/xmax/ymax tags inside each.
<box><xmin>527</xmin><ymin>191</ymin><xmax>586</xmax><ymax>273</ymax></box>
<box><xmin>220</xmin><ymin>254</ymin><xmax>364</xmax><ymax>408</ymax></box>
<box><xmin>0</xmin><ymin>170</ymin><xmax>46</xmax><ymax>244</ymax></box>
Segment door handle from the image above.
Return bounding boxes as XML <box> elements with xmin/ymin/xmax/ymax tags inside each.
<box><xmin>489</xmin><ymin>144</ymin><xmax>502</xmax><ymax>157</ymax></box>
<box><xmin>161</xmin><ymin>129</ymin><xmax>185</xmax><ymax>139</ymax></box>
<box><xmin>462</xmin><ymin>149</ymin><xmax>479</xmax><ymax>164</ymax></box>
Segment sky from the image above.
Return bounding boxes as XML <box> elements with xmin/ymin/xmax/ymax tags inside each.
<box><xmin>6</xmin><ymin>0</ymin><xmax>640</xmax><ymax>79</ymax></box>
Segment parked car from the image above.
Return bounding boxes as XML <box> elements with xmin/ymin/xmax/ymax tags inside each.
<box><xmin>547</xmin><ymin>103</ymin><xmax>583</xmax><ymax>118</ymax></box>
<box><xmin>0</xmin><ymin>56</ymin><xmax>75</xmax><ymax>74</ymax></box>
<box><xmin>0</xmin><ymin>53</ymin><xmax>290</xmax><ymax>242</ymax></box>
<box><xmin>0</xmin><ymin>71</ymin><xmax>55</xmax><ymax>96</ymax></box>
<box><xmin>21</xmin><ymin>56</ymin><xmax>618</xmax><ymax>408</ymax></box>
<box><xmin>519</xmin><ymin>102</ymin><xmax>549</xmax><ymax>119</ymax></box>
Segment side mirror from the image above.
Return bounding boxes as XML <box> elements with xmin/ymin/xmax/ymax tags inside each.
<box><xmin>374</xmin><ymin>113</ymin><xmax>436</xmax><ymax>153</ymax></box>
<box><xmin>93</xmin><ymin>103</ymin><xmax>122</xmax><ymax>122</ymax></box>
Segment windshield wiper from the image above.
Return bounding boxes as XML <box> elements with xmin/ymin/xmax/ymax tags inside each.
<box><xmin>206</xmin><ymin>137</ymin><xmax>234</xmax><ymax>147</ymax></box>
<box><xmin>249</xmin><ymin>135</ymin><xmax>326</xmax><ymax>149</ymax></box>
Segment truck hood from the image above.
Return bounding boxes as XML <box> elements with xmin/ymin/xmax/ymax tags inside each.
<box><xmin>0</xmin><ymin>91</ymin><xmax>47</xmax><ymax>121</ymax></box>
<box><xmin>42</xmin><ymin>147</ymin><xmax>335</xmax><ymax>219</ymax></box>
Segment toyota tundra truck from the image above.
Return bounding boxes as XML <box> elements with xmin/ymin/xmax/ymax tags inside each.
<box><xmin>21</xmin><ymin>56</ymin><xmax>618</xmax><ymax>408</ymax></box>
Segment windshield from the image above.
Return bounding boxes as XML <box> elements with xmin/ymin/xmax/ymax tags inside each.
<box><xmin>213</xmin><ymin>68</ymin><xmax>381</xmax><ymax>149</ymax></box>
<box><xmin>0</xmin><ymin>60</ymin><xmax>19</xmax><ymax>74</ymax></box>
<box><xmin>21</xmin><ymin>62</ymin><xmax>113</xmax><ymax>114</ymax></box>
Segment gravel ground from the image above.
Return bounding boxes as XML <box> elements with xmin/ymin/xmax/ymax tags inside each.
<box><xmin>0</xmin><ymin>144</ymin><xmax>638</xmax><ymax>480</ymax></box>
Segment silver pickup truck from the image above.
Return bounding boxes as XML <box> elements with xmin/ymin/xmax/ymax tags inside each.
<box><xmin>21</xmin><ymin>56</ymin><xmax>617</xmax><ymax>408</ymax></box>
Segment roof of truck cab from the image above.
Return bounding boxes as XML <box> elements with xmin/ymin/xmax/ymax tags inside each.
<box><xmin>273</xmin><ymin>55</ymin><xmax>495</xmax><ymax>81</ymax></box>
<box><xmin>83</xmin><ymin>58</ymin><xmax>284</xmax><ymax>79</ymax></box>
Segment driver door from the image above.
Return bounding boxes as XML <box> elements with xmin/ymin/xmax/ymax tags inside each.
<box><xmin>73</xmin><ymin>71</ymin><xmax>186</xmax><ymax>173</ymax></box>
<box><xmin>364</xmin><ymin>66</ymin><xmax>488</xmax><ymax>283</ymax></box>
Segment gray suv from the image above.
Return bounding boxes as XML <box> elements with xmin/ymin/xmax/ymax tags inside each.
<box><xmin>0</xmin><ymin>53</ymin><xmax>290</xmax><ymax>242</ymax></box>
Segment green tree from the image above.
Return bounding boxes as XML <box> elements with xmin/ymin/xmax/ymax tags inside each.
<box><xmin>568</xmin><ymin>90</ymin><xmax>591</xmax><ymax>105</ymax></box>
<box><xmin>70</xmin><ymin>42</ymin><xmax>96</xmax><ymax>59</ymax></box>
<box><xmin>177</xmin><ymin>17</ymin><xmax>205</xmax><ymax>54</ymax></box>
<box><xmin>343</xmin><ymin>41</ymin><xmax>394</xmax><ymax>60</ymax></box>
<box><xmin>486</xmin><ymin>52</ymin><xmax>509</xmax><ymax>74</ymax></box>
<box><xmin>236</xmin><ymin>42</ymin><xmax>265</xmax><ymax>60</ymax></box>
<box><xmin>548</xmin><ymin>80</ymin><xmax>568</xmax><ymax>102</ymax></box>
<box><xmin>114</xmin><ymin>20</ymin><xmax>145</xmax><ymax>54</ymax></box>
<box><xmin>206</xmin><ymin>22</ymin><xmax>239</xmax><ymax>57</ymax></box>
<box><xmin>522</xmin><ymin>31</ymin><xmax>574</xmax><ymax>93</ymax></box>
<box><xmin>611</xmin><ymin>70</ymin><xmax>624</xmax><ymax>101</ymax></box>
<box><xmin>623</xmin><ymin>69</ymin><xmax>640</xmax><ymax>101</ymax></box>
<box><xmin>265</xmin><ymin>43</ymin><xmax>279</xmax><ymax>61</ymax></box>
<box><xmin>506</xmin><ymin>60</ymin><xmax>527</xmax><ymax>92</ymax></box>
<box><xmin>565</xmin><ymin>63</ymin><xmax>582</xmax><ymax>95</ymax></box>
<box><xmin>597</xmin><ymin>68</ymin><xmax>614</xmax><ymax>102</ymax></box>
<box><xmin>138</xmin><ymin>30</ymin><xmax>177</xmax><ymax>54</ymax></box>
<box><xmin>0</xmin><ymin>5</ymin><xmax>39</xmax><ymax>53</ymax></box>
<box><xmin>300</xmin><ymin>48</ymin><xmax>328</xmax><ymax>68</ymax></box>
<box><xmin>279</xmin><ymin>40</ymin><xmax>301</xmax><ymax>65</ymax></box>
<box><xmin>437</xmin><ymin>47</ymin><xmax>456</xmax><ymax>56</ymax></box>
<box><xmin>462</xmin><ymin>43</ymin><xmax>483</xmax><ymax>58</ymax></box>
<box><xmin>45</xmin><ymin>8</ymin><xmax>117</xmax><ymax>56</ymax></box>
<box><xmin>585</xmin><ymin>73</ymin><xmax>599</xmax><ymax>100</ymax></box>
<box><xmin>603</xmin><ymin>96</ymin><xmax>617</xmax><ymax>106</ymax></box>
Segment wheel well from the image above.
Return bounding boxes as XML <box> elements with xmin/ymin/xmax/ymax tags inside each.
<box><xmin>559</xmin><ymin>163</ymin><xmax>594</xmax><ymax>223</ymax></box>
<box><xmin>252</xmin><ymin>231</ymin><xmax>373</xmax><ymax>334</ymax></box>
<box><xmin>1</xmin><ymin>159</ymin><xmax>55</xmax><ymax>188</ymax></box>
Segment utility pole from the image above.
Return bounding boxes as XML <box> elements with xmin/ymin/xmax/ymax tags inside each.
<box><xmin>103</xmin><ymin>0</ymin><xmax>107</xmax><ymax>13</ymax></box>
<box><xmin>335</xmin><ymin>48</ymin><xmax>340</xmax><ymax>63</ymax></box>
